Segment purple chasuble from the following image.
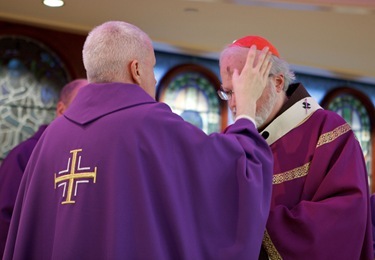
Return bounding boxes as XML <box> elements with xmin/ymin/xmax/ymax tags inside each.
<box><xmin>370</xmin><ymin>194</ymin><xmax>375</xmax><ymax>258</ymax></box>
<box><xmin>0</xmin><ymin>124</ymin><xmax>48</xmax><ymax>259</ymax></box>
<box><xmin>3</xmin><ymin>83</ymin><xmax>273</xmax><ymax>260</ymax></box>
<box><xmin>260</xmin><ymin>84</ymin><xmax>373</xmax><ymax>259</ymax></box>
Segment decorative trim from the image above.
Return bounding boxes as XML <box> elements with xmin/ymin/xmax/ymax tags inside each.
<box><xmin>260</xmin><ymin>97</ymin><xmax>322</xmax><ymax>146</ymax></box>
<box><xmin>273</xmin><ymin>162</ymin><xmax>311</xmax><ymax>185</ymax></box>
<box><xmin>316</xmin><ymin>123</ymin><xmax>351</xmax><ymax>148</ymax></box>
<box><xmin>262</xmin><ymin>230</ymin><xmax>283</xmax><ymax>260</ymax></box>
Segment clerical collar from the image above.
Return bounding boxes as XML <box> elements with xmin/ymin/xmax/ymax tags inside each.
<box><xmin>259</xmin><ymin>83</ymin><xmax>310</xmax><ymax>132</ymax></box>
<box><xmin>277</xmin><ymin>83</ymin><xmax>311</xmax><ymax>117</ymax></box>
<box><xmin>259</xmin><ymin>84</ymin><xmax>322</xmax><ymax>145</ymax></box>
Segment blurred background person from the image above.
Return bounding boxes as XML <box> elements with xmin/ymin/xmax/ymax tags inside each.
<box><xmin>0</xmin><ymin>78</ymin><xmax>87</xmax><ymax>258</ymax></box>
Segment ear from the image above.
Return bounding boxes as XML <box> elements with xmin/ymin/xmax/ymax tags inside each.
<box><xmin>56</xmin><ymin>101</ymin><xmax>66</xmax><ymax>117</ymax></box>
<box><xmin>274</xmin><ymin>74</ymin><xmax>285</xmax><ymax>93</ymax></box>
<box><xmin>129</xmin><ymin>59</ymin><xmax>141</xmax><ymax>85</ymax></box>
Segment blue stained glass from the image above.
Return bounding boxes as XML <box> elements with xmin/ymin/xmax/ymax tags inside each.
<box><xmin>181</xmin><ymin>110</ymin><xmax>203</xmax><ymax>129</ymax></box>
<box><xmin>0</xmin><ymin>36</ymin><xmax>71</xmax><ymax>161</ymax></box>
<box><xmin>161</xmin><ymin>71</ymin><xmax>221</xmax><ymax>134</ymax></box>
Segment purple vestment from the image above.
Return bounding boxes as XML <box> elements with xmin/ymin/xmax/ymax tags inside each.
<box><xmin>4</xmin><ymin>83</ymin><xmax>273</xmax><ymax>260</ymax></box>
<box><xmin>371</xmin><ymin>194</ymin><xmax>375</xmax><ymax>257</ymax></box>
<box><xmin>0</xmin><ymin>124</ymin><xmax>48</xmax><ymax>259</ymax></box>
<box><xmin>260</xmin><ymin>84</ymin><xmax>373</xmax><ymax>259</ymax></box>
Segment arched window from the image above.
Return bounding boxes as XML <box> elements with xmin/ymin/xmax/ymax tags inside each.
<box><xmin>0</xmin><ymin>35</ymin><xmax>71</xmax><ymax>162</ymax></box>
<box><xmin>321</xmin><ymin>87</ymin><xmax>375</xmax><ymax>192</ymax></box>
<box><xmin>156</xmin><ymin>64</ymin><xmax>227</xmax><ymax>134</ymax></box>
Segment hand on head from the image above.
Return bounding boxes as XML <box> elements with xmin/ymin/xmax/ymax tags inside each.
<box><xmin>232</xmin><ymin>45</ymin><xmax>272</xmax><ymax>119</ymax></box>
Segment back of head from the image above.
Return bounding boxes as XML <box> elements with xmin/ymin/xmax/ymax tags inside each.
<box><xmin>82</xmin><ymin>21</ymin><xmax>152</xmax><ymax>83</ymax></box>
<box><xmin>58</xmin><ymin>78</ymin><xmax>88</xmax><ymax>106</ymax></box>
<box><xmin>56</xmin><ymin>78</ymin><xmax>88</xmax><ymax>116</ymax></box>
<box><xmin>220</xmin><ymin>35</ymin><xmax>296</xmax><ymax>90</ymax></box>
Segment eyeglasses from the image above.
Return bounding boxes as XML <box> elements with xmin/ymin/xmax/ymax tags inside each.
<box><xmin>217</xmin><ymin>89</ymin><xmax>234</xmax><ymax>101</ymax></box>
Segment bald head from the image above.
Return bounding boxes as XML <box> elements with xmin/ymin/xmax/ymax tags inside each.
<box><xmin>56</xmin><ymin>78</ymin><xmax>88</xmax><ymax>117</ymax></box>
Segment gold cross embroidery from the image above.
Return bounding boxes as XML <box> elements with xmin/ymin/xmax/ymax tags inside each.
<box><xmin>54</xmin><ymin>149</ymin><xmax>97</xmax><ymax>204</ymax></box>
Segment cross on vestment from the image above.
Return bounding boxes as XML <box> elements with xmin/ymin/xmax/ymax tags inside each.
<box><xmin>54</xmin><ymin>149</ymin><xmax>97</xmax><ymax>204</ymax></box>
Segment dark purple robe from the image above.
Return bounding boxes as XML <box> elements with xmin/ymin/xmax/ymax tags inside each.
<box><xmin>260</xmin><ymin>84</ymin><xmax>373</xmax><ymax>259</ymax></box>
<box><xmin>371</xmin><ymin>194</ymin><xmax>375</xmax><ymax>257</ymax></box>
<box><xmin>0</xmin><ymin>124</ymin><xmax>48</xmax><ymax>259</ymax></box>
<box><xmin>4</xmin><ymin>83</ymin><xmax>273</xmax><ymax>260</ymax></box>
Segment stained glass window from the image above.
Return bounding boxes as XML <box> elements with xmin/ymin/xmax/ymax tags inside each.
<box><xmin>0</xmin><ymin>36</ymin><xmax>71</xmax><ymax>162</ymax></box>
<box><xmin>157</xmin><ymin>65</ymin><xmax>224</xmax><ymax>134</ymax></box>
<box><xmin>327</xmin><ymin>93</ymin><xmax>372</xmax><ymax>187</ymax></box>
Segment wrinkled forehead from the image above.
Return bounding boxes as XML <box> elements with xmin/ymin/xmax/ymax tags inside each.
<box><xmin>220</xmin><ymin>47</ymin><xmax>249</xmax><ymax>75</ymax></box>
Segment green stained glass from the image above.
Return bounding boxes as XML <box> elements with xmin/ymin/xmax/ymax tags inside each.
<box><xmin>328</xmin><ymin>94</ymin><xmax>372</xmax><ymax>185</ymax></box>
<box><xmin>163</xmin><ymin>71</ymin><xmax>221</xmax><ymax>134</ymax></box>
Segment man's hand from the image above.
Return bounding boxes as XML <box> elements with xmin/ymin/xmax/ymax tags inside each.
<box><xmin>232</xmin><ymin>45</ymin><xmax>272</xmax><ymax>119</ymax></box>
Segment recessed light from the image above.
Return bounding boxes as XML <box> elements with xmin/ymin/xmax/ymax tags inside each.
<box><xmin>184</xmin><ymin>7</ymin><xmax>199</xmax><ymax>13</ymax></box>
<box><xmin>43</xmin><ymin>0</ymin><xmax>64</xmax><ymax>7</ymax></box>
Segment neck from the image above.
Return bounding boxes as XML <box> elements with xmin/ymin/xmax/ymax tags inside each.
<box><xmin>258</xmin><ymin>93</ymin><xmax>288</xmax><ymax>131</ymax></box>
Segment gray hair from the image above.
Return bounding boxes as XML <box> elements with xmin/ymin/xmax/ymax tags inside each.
<box><xmin>82</xmin><ymin>21</ymin><xmax>152</xmax><ymax>83</ymax></box>
<box><xmin>220</xmin><ymin>45</ymin><xmax>296</xmax><ymax>91</ymax></box>
<box><xmin>269</xmin><ymin>55</ymin><xmax>296</xmax><ymax>91</ymax></box>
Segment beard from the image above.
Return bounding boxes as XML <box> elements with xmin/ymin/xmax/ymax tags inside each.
<box><xmin>255</xmin><ymin>84</ymin><xmax>277</xmax><ymax>128</ymax></box>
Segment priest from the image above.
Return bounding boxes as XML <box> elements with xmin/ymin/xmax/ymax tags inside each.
<box><xmin>3</xmin><ymin>21</ymin><xmax>274</xmax><ymax>259</ymax></box>
<box><xmin>219</xmin><ymin>35</ymin><xmax>373</xmax><ymax>259</ymax></box>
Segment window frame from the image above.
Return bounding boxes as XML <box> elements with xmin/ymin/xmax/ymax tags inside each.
<box><xmin>321</xmin><ymin>86</ymin><xmax>375</xmax><ymax>193</ymax></box>
<box><xmin>156</xmin><ymin>64</ymin><xmax>228</xmax><ymax>132</ymax></box>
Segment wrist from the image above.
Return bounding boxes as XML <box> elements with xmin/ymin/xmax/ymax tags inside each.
<box><xmin>235</xmin><ymin>115</ymin><xmax>256</xmax><ymax>126</ymax></box>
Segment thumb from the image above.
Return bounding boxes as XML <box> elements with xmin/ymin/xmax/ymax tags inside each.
<box><xmin>232</xmin><ymin>68</ymin><xmax>239</xmax><ymax>83</ymax></box>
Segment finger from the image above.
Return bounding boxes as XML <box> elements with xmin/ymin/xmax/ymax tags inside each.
<box><xmin>254</xmin><ymin>46</ymin><xmax>269</xmax><ymax>71</ymax></box>
<box><xmin>260</xmin><ymin>52</ymin><xmax>272</xmax><ymax>77</ymax></box>
<box><xmin>242</xmin><ymin>45</ymin><xmax>257</xmax><ymax>71</ymax></box>
<box><xmin>257</xmin><ymin>46</ymin><xmax>271</xmax><ymax>75</ymax></box>
<box><xmin>232</xmin><ymin>68</ymin><xmax>239</xmax><ymax>82</ymax></box>
<box><xmin>265</xmin><ymin>57</ymin><xmax>273</xmax><ymax>77</ymax></box>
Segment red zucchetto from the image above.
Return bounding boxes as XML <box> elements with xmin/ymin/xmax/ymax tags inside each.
<box><xmin>230</xmin><ymin>35</ymin><xmax>280</xmax><ymax>58</ymax></box>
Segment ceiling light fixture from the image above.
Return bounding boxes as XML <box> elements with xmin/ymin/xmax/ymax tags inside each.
<box><xmin>184</xmin><ymin>7</ymin><xmax>199</xmax><ymax>13</ymax></box>
<box><xmin>43</xmin><ymin>0</ymin><xmax>64</xmax><ymax>7</ymax></box>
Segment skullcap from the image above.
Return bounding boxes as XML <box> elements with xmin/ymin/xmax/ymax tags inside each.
<box><xmin>230</xmin><ymin>35</ymin><xmax>280</xmax><ymax>58</ymax></box>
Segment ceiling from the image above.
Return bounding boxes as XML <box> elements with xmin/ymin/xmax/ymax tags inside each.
<box><xmin>0</xmin><ymin>0</ymin><xmax>374</xmax><ymax>84</ymax></box>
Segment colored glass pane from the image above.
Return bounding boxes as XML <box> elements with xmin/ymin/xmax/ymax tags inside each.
<box><xmin>162</xmin><ymin>72</ymin><xmax>220</xmax><ymax>134</ymax></box>
<box><xmin>328</xmin><ymin>94</ymin><xmax>372</xmax><ymax>185</ymax></box>
<box><xmin>0</xmin><ymin>36</ymin><xmax>70</xmax><ymax>161</ymax></box>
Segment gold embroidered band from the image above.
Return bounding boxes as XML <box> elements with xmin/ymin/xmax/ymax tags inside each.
<box><xmin>273</xmin><ymin>162</ymin><xmax>310</xmax><ymax>185</ymax></box>
<box><xmin>316</xmin><ymin>123</ymin><xmax>351</xmax><ymax>148</ymax></box>
<box><xmin>262</xmin><ymin>230</ymin><xmax>283</xmax><ymax>260</ymax></box>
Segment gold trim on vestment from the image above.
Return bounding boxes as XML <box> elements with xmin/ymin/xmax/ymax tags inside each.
<box><xmin>262</xmin><ymin>230</ymin><xmax>283</xmax><ymax>260</ymax></box>
<box><xmin>54</xmin><ymin>149</ymin><xmax>97</xmax><ymax>204</ymax></box>
<box><xmin>273</xmin><ymin>162</ymin><xmax>311</xmax><ymax>185</ymax></box>
<box><xmin>316</xmin><ymin>123</ymin><xmax>351</xmax><ymax>148</ymax></box>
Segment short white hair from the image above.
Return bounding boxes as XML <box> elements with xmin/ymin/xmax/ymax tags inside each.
<box><xmin>82</xmin><ymin>21</ymin><xmax>152</xmax><ymax>83</ymax></box>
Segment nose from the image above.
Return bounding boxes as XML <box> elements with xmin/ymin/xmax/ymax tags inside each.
<box><xmin>229</xmin><ymin>92</ymin><xmax>236</xmax><ymax>104</ymax></box>
<box><xmin>228</xmin><ymin>96</ymin><xmax>236</xmax><ymax>112</ymax></box>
